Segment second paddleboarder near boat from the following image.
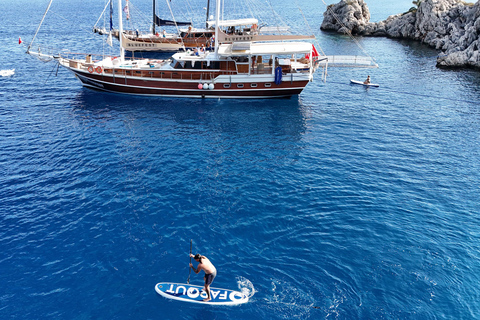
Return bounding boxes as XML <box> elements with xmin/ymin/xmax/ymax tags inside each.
<box><xmin>189</xmin><ymin>253</ymin><xmax>217</xmax><ymax>301</ymax></box>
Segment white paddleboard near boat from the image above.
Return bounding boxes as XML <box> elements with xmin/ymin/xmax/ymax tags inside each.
<box><xmin>155</xmin><ymin>282</ymin><xmax>249</xmax><ymax>305</ymax></box>
<box><xmin>350</xmin><ymin>79</ymin><xmax>379</xmax><ymax>87</ymax></box>
<box><xmin>0</xmin><ymin>69</ymin><xmax>15</xmax><ymax>77</ymax></box>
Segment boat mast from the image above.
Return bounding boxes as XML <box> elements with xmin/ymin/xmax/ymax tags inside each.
<box><xmin>152</xmin><ymin>0</ymin><xmax>156</xmax><ymax>35</ymax></box>
<box><xmin>214</xmin><ymin>0</ymin><xmax>220</xmax><ymax>56</ymax></box>
<box><xmin>118</xmin><ymin>0</ymin><xmax>125</xmax><ymax>60</ymax></box>
<box><xmin>205</xmin><ymin>0</ymin><xmax>210</xmax><ymax>28</ymax></box>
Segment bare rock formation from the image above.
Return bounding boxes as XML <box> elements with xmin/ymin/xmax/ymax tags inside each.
<box><xmin>321</xmin><ymin>0</ymin><xmax>480</xmax><ymax>68</ymax></box>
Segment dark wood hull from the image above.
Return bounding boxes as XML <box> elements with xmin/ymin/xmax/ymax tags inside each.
<box><xmin>72</xmin><ymin>69</ymin><xmax>308</xmax><ymax>98</ymax></box>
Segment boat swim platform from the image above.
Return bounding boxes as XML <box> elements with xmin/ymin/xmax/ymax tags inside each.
<box><xmin>317</xmin><ymin>55</ymin><xmax>378</xmax><ymax>68</ymax></box>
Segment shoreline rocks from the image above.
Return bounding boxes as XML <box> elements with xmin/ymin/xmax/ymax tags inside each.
<box><xmin>320</xmin><ymin>0</ymin><xmax>480</xmax><ymax>69</ymax></box>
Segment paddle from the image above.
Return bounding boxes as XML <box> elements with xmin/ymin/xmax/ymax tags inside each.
<box><xmin>187</xmin><ymin>239</ymin><xmax>192</xmax><ymax>284</ymax></box>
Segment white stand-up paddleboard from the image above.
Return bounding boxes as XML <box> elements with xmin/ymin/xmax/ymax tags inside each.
<box><xmin>350</xmin><ymin>79</ymin><xmax>379</xmax><ymax>87</ymax></box>
<box><xmin>0</xmin><ymin>69</ymin><xmax>15</xmax><ymax>77</ymax></box>
<box><xmin>155</xmin><ymin>282</ymin><xmax>249</xmax><ymax>305</ymax></box>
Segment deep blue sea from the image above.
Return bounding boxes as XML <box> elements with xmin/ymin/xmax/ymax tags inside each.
<box><xmin>2</xmin><ymin>0</ymin><xmax>480</xmax><ymax>319</ymax></box>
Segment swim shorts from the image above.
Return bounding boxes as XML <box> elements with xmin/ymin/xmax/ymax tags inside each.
<box><xmin>204</xmin><ymin>270</ymin><xmax>217</xmax><ymax>286</ymax></box>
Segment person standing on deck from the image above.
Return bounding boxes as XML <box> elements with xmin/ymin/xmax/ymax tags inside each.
<box><xmin>189</xmin><ymin>253</ymin><xmax>217</xmax><ymax>301</ymax></box>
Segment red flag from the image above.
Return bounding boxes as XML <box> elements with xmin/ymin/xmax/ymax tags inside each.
<box><xmin>306</xmin><ymin>44</ymin><xmax>319</xmax><ymax>59</ymax></box>
<box><xmin>312</xmin><ymin>45</ymin><xmax>319</xmax><ymax>58</ymax></box>
<box><xmin>18</xmin><ymin>37</ymin><xmax>22</xmax><ymax>44</ymax></box>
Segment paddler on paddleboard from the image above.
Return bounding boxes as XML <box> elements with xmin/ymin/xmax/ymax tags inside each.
<box><xmin>189</xmin><ymin>253</ymin><xmax>217</xmax><ymax>302</ymax></box>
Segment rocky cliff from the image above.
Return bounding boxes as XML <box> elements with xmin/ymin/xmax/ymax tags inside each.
<box><xmin>321</xmin><ymin>0</ymin><xmax>480</xmax><ymax>68</ymax></box>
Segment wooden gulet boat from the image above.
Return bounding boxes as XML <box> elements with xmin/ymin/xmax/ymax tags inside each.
<box><xmin>97</xmin><ymin>0</ymin><xmax>315</xmax><ymax>53</ymax></box>
<box><xmin>120</xmin><ymin>27</ymin><xmax>214</xmax><ymax>52</ymax></box>
<box><xmin>60</xmin><ymin>41</ymin><xmax>318</xmax><ymax>98</ymax></box>
<box><xmin>29</xmin><ymin>0</ymin><xmax>322</xmax><ymax>99</ymax></box>
<box><xmin>105</xmin><ymin>0</ymin><xmax>215</xmax><ymax>52</ymax></box>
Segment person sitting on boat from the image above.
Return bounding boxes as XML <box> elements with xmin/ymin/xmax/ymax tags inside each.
<box><xmin>364</xmin><ymin>75</ymin><xmax>371</xmax><ymax>84</ymax></box>
<box><xmin>194</xmin><ymin>47</ymin><xmax>200</xmax><ymax>56</ymax></box>
<box><xmin>162</xmin><ymin>30</ymin><xmax>166</xmax><ymax>38</ymax></box>
<box><xmin>200</xmin><ymin>45</ymin><xmax>205</xmax><ymax>53</ymax></box>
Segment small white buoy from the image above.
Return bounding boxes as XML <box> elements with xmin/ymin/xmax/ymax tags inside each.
<box><xmin>208</xmin><ymin>83</ymin><xmax>214</xmax><ymax>90</ymax></box>
<box><xmin>203</xmin><ymin>83</ymin><xmax>208</xmax><ymax>90</ymax></box>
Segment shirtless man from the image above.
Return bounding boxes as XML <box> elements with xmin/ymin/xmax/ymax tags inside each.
<box><xmin>189</xmin><ymin>253</ymin><xmax>217</xmax><ymax>301</ymax></box>
<box><xmin>364</xmin><ymin>75</ymin><xmax>371</xmax><ymax>84</ymax></box>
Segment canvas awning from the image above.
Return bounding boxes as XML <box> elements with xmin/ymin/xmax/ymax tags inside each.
<box><xmin>207</xmin><ymin>18</ymin><xmax>258</xmax><ymax>28</ymax></box>
<box><xmin>217</xmin><ymin>42</ymin><xmax>313</xmax><ymax>56</ymax></box>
